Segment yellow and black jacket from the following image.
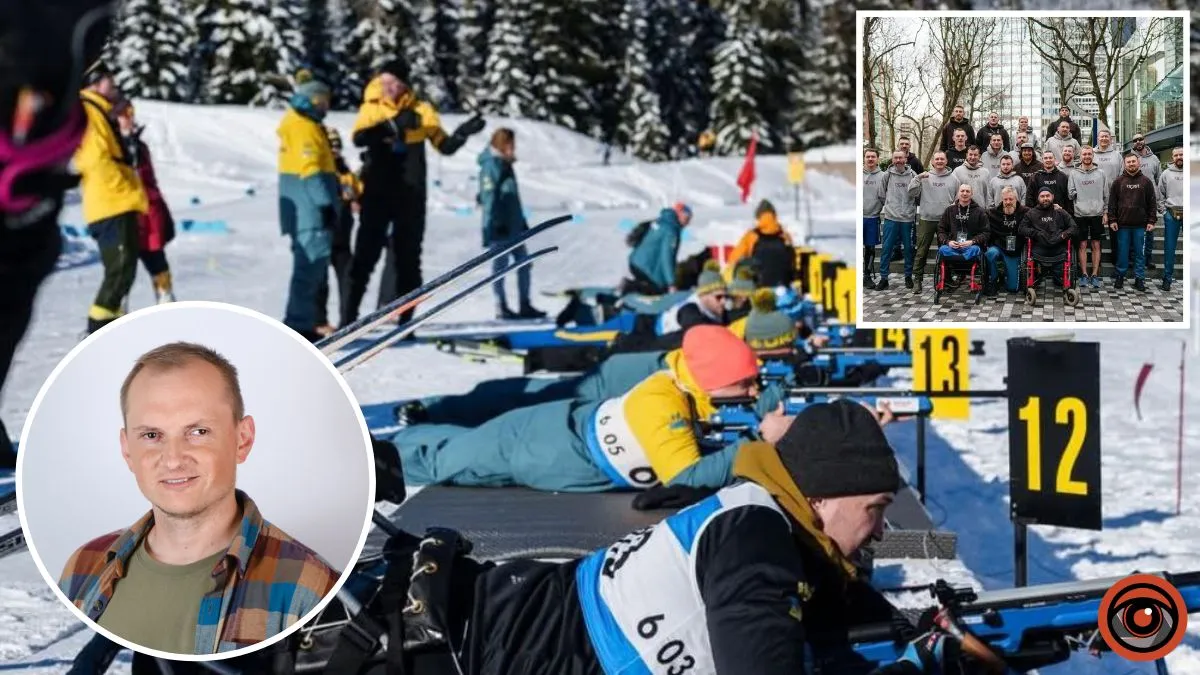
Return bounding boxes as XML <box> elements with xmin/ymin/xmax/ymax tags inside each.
<box><xmin>350</xmin><ymin>77</ymin><xmax>466</xmax><ymax>191</ymax></box>
<box><xmin>73</xmin><ymin>90</ymin><xmax>148</xmax><ymax>225</ymax></box>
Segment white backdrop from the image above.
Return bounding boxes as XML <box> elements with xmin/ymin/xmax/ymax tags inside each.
<box><xmin>18</xmin><ymin>302</ymin><xmax>374</xmax><ymax>581</ymax></box>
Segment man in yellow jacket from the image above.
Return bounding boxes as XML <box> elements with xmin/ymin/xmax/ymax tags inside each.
<box><xmin>277</xmin><ymin>76</ymin><xmax>340</xmax><ymax>341</ymax></box>
<box><xmin>390</xmin><ymin>325</ymin><xmax>792</xmax><ymax>492</ymax></box>
<box><xmin>74</xmin><ymin>63</ymin><xmax>148</xmax><ymax>335</ymax></box>
<box><xmin>343</xmin><ymin>60</ymin><xmax>485</xmax><ymax>327</ymax></box>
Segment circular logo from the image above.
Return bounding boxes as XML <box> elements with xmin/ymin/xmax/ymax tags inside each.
<box><xmin>1097</xmin><ymin>574</ymin><xmax>1188</xmax><ymax>661</ymax></box>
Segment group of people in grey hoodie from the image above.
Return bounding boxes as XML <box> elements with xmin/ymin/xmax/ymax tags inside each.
<box><xmin>863</xmin><ymin>124</ymin><xmax>1184</xmax><ymax>296</ymax></box>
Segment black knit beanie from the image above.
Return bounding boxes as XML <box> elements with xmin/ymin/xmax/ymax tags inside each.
<box><xmin>379</xmin><ymin>59</ymin><xmax>410</xmax><ymax>83</ymax></box>
<box><xmin>775</xmin><ymin>400</ymin><xmax>901</xmax><ymax>498</ymax></box>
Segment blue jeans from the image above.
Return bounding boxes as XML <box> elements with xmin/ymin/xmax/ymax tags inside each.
<box><xmin>1163</xmin><ymin>210</ymin><xmax>1181</xmax><ymax>279</ymax></box>
<box><xmin>880</xmin><ymin>219</ymin><xmax>914</xmax><ymax>280</ymax></box>
<box><xmin>985</xmin><ymin>247</ymin><xmax>1020</xmax><ymax>292</ymax></box>
<box><xmin>863</xmin><ymin>216</ymin><xmax>880</xmax><ymax>247</ymax></box>
<box><xmin>1115</xmin><ymin>227</ymin><xmax>1147</xmax><ymax>280</ymax></box>
<box><xmin>1144</xmin><ymin>222</ymin><xmax>1155</xmax><ymax>265</ymax></box>
<box><xmin>937</xmin><ymin>244</ymin><xmax>981</xmax><ymax>260</ymax></box>
<box><xmin>492</xmin><ymin>241</ymin><xmax>532</xmax><ymax>310</ymax></box>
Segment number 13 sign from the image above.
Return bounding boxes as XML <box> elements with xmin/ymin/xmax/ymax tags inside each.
<box><xmin>1007</xmin><ymin>339</ymin><xmax>1102</xmax><ymax>531</ymax></box>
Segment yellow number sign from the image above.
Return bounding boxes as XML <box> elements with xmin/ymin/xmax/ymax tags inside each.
<box><xmin>808</xmin><ymin>254</ymin><xmax>830</xmax><ymax>300</ymax></box>
<box><xmin>1017</xmin><ymin>395</ymin><xmax>1089</xmax><ymax>496</ymax></box>
<box><xmin>834</xmin><ymin>266</ymin><xmax>856</xmax><ymax>323</ymax></box>
<box><xmin>788</xmin><ymin>153</ymin><xmax>806</xmax><ymax>184</ymax></box>
<box><xmin>912</xmin><ymin>329</ymin><xmax>970</xmax><ymax>419</ymax></box>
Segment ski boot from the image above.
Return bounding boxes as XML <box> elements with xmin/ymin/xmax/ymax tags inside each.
<box><xmin>517</xmin><ymin>303</ymin><xmax>547</xmax><ymax>320</ymax></box>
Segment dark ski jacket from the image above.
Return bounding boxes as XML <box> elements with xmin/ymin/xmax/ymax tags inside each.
<box><xmin>940</xmin><ymin>118</ymin><xmax>975</xmax><ymax>152</ymax></box>
<box><xmin>458</xmin><ymin>467</ymin><xmax>910</xmax><ymax>675</ymax></box>
<box><xmin>937</xmin><ymin>200</ymin><xmax>990</xmax><ymax>247</ymax></box>
<box><xmin>1107</xmin><ymin>170</ymin><xmax>1158</xmax><ymax>229</ymax></box>
<box><xmin>1019</xmin><ymin>203</ymin><xmax>1079</xmax><ymax>259</ymax></box>
<box><xmin>975</xmin><ymin>123</ymin><xmax>1011</xmax><ymax>152</ymax></box>
<box><xmin>1014</xmin><ymin>156</ymin><xmax>1042</xmax><ymax>184</ymax></box>
<box><xmin>986</xmin><ymin>203</ymin><xmax>1030</xmax><ymax>255</ymax></box>
<box><xmin>477</xmin><ymin>146</ymin><xmax>526</xmax><ymax>246</ymax></box>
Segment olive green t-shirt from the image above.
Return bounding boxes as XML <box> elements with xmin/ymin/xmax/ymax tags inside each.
<box><xmin>97</xmin><ymin>540</ymin><xmax>227</xmax><ymax>654</ymax></box>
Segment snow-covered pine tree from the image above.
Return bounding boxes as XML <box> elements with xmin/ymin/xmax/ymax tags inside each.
<box><xmin>324</xmin><ymin>0</ymin><xmax>366</xmax><ymax>110</ymax></box>
<box><xmin>433</xmin><ymin>1</ymin><xmax>462</xmax><ymax>110</ymax></box>
<box><xmin>585</xmin><ymin>0</ymin><xmax>627</xmax><ymax>150</ymax></box>
<box><xmin>479</xmin><ymin>0</ymin><xmax>538</xmax><ymax>118</ymax></box>
<box><xmin>399</xmin><ymin>0</ymin><xmax>452</xmax><ymax>110</ymax></box>
<box><xmin>758</xmin><ymin>0</ymin><xmax>809</xmax><ymax>151</ymax></box>
<box><xmin>527</xmin><ymin>1</ymin><xmax>594</xmax><ymax>132</ymax></box>
<box><xmin>301</xmin><ymin>0</ymin><xmax>334</xmax><ymax>89</ymax></box>
<box><xmin>614</xmin><ymin>0</ymin><xmax>669</xmax><ymax>160</ymax></box>
<box><xmin>106</xmin><ymin>0</ymin><xmax>193</xmax><ymax>101</ymax></box>
<box><xmin>457</xmin><ymin>0</ymin><xmax>498</xmax><ymax>110</ymax></box>
<box><xmin>707</xmin><ymin>0</ymin><xmax>772</xmax><ymax>155</ymax></box>
<box><xmin>658</xmin><ymin>0</ymin><xmax>721</xmax><ymax>158</ymax></box>
<box><xmin>202</xmin><ymin>0</ymin><xmax>303</xmax><ymax>105</ymax></box>
<box><xmin>350</xmin><ymin>0</ymin><xmax>402</xmax><ymax>76</ymax></box>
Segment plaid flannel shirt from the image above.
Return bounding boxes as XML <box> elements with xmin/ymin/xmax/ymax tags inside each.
<box><xmin>58</xmin><ymin>490</ymin><xmax>341</xmax><ymax>654</ymax></box>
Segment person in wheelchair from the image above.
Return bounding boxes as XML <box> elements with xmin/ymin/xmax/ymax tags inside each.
<box><xmin>984</xmin><ymin>187</ymin><xmax>1029</xmax><ymax>295</ymax></box>
<box><xmin>1020</xmin><ymin>187</ymin><xmax>1079</xmax><ymax>288</ymax></box>
<box><xmin>935</xmin><ymin>183</ymin><xmax>990</xmax><ymax>273</ymax></box>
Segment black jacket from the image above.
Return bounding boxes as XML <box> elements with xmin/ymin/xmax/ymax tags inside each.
<box><xmin>1045</xmin><ymin>116</ymin><xmax>1082</xmax><ymax>145</ymax></box>
<box><xmin>937</xmin><ymin>201</ymin><xmax>990</xmax><ymax>247</ymax></box>
<box><xmin>1026</xmin><ymin>168</ymin><xmax>1071</xmax><ymax>212</ymax></box>
<box><xmin>975</xmin><ymin>124</ymin><xmax>1011</xmax><ymax>152</ymax></box>
<box><xmin>986</xmin><ymin>204</ymin><xmax>1030</xmax><ymax>255</ymax></box>
<box><xmin>944</xmin><ymin>147</ymin><xmax>968</xmax><ymax>171</ymax></box>
<box><xmin>1107</xmin><ymin>170</ymin><xmax>1158</xmax><ymax>229</ymax></box>
<box><xmin>460</xmin><ymin>495</ymin><xmax>907</xmax><ymax>675</ymax></box>
<box><xmin>1020</xmin><ymin>204</ymin><xmax>1079</xmax><ymax>259</ymax></box>
<box><xmin>940</xmin><ymin>118</ymin><xmax>975</xmax><ymax>152</ymax></box>
<box><xmin>1014</xmin><ymin>157</ymin><xmax>1041</xmax><ymax>184</ymax></box>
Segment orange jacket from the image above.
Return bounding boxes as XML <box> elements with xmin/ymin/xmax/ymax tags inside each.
<box><xmin>723</xmin><ymin>212</ymin><xmax>793</xmax><ymax>280</ymax></box>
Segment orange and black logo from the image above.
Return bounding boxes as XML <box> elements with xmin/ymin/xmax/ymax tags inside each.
<box><xmin>1097</xmin><ymin>574</ymin><xmax>1188</xmax><ymax>661</ymax></box>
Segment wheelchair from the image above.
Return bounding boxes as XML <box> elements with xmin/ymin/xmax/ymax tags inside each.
<box><xmin>932</xmin><ymin>245</ymin><xmax>985</xmax><ymax>305</ymax></box>
<box><xmin>1019</xmin><ymin>237</ymin><xmax>1081</xmax><ymax>307</ymax></box>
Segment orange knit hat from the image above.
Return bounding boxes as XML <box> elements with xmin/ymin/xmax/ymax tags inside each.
<box><xmin>682</xmin><ymin>325</ymin><xmax>759</xmax><ymax>392</ymax></box>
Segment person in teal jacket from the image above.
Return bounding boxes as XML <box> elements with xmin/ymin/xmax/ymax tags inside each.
<box><xmin>390</xmin><ymin>324</ymin><xmax>799</xmax><ymax>493</ymax></box>
<box><xmin>479</xmin><ymin>127</ymin><xmax>545</xmax><ymax>320</ymax></box>
<box><xmin>625</xmin><ymin>202</ymin><xmax>692</xmax><ymax>295</ymax></box>
<box><xmin>277</xmin><ymin>74</ymin><xmax>340</xmax><ymax>340</ymax></box>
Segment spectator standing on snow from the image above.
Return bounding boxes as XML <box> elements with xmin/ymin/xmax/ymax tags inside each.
<box><xmin>344</xmin><ymin>61</ymin><xmax>485</xmax><ymax>328</ymax></box>
<box><xmin>313</xmin><ymin>126</ymin><xmax>360</xmax><ymax>336</ymax></box>
<box><xmin>276</xmin><ymin>75</ymin><xmax>339</xmax><ymax>341</ymax></box>
<box><xmin>479</xmin><ymin>127</ymin><xmax>545</xmax><ymax>319</ymax></box>
<box><xmin>723</xmin><ymin>199</ymin><xmax>797</xmax><ymax>289</ymax></box>
<box><xmin>939</xmin><ymin>104</ymin><xmax>974</xmax><ymax>152</ymax></box>
<box><xmin>74</xmin><ymin>62</ymin><xmax>148</xmax><ymax>336</ymax></box>
<box><xmin>115</xmin><ymin>102</ymin><xmax>175</xmax><ymax>305</ymax></box>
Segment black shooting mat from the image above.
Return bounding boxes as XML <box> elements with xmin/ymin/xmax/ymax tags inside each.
<box><xmin>366</xmin><ymin>486</ymin><xmax>956</xmax><ymax>561</ymax></box>
<box><xmin>860</xmin><ymin>275</ymin><xmax>1183</xmax><ymax>323</ymax></box>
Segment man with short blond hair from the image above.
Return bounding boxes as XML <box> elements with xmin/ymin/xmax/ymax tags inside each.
<box><xmin>59</xmin><ymin>341</ymin><xmax>339</xmax><ymax>655</ymax></box>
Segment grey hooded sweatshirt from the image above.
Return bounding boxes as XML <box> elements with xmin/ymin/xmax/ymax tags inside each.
<box><xmin>908</xmin><ymin>167</ymin><xmax>958</xmax><ymax>221</ymax></box>
<box><xmin>863</xmin><ymin>167</ymin><xmax>885</xmax><ymax>217</ymax></box>
<box><xmin>1133</xmin><ymin>146</ymin><xmax>1161</xmax><ymax>184</ymax></box>
<box><xmin>980</xmin><ymin>147</ymin><xmax>1008</xmax><ymax>175</ymax></box>
<box><xmin>1045</xmin><ymin>133</ymin><xmax>1081</xmax><ymax>166</ymax></box>
<box><xmin>988</xmin><ymin>170</ymin><xmax>1027</xmax><ymax>207</ymax></box>
<box><xmin>1092</xmin><ymin>145</ymin><xmax>1124</xmax><ymax>185</ymax></box>
<box><xmin>1157</xmin><ymin>163</ymin><xmax>1183</xmax><ymax>216</ymax></box>
<box><xmin>1067</xmin><ymin>164</ymin><xmax>1109</xmax><ymax>217</ymax></box>
<box><xmin>880</xmin><ymin>165</ymin><xmax>918</xmax><ymax>223</ymax></box>
<box><xmin>951</xmin><ymin>161</ymin><xmax>991</xmax><ymax>209</ymax></box>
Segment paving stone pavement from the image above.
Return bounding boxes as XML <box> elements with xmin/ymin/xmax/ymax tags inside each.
<box><xmin>861</xmin><ymin>273</ymin><xmax>1185</xmax><ymax>323</ymax></box>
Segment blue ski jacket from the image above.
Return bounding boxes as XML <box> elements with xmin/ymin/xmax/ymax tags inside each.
<box><xmin>477</xmin><ymin>146</ymin><xmax>527</xmax><ymax>247</ymax></box>
<box><xmin>628</xmin><ymin>208</ymin><xmax>683</xmax><ymax>290</ymax></box>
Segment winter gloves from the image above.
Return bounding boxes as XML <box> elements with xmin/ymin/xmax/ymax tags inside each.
<box><xmin>458</xmin><ymin>114</ymin><xmax>486</xmax><ymax>137</ymax></box>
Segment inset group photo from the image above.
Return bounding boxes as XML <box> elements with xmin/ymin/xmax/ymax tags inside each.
<box><xmin>858</xmin><ymin>11</ymin><xmax>1188</xmax><ymax>325</ymax></box>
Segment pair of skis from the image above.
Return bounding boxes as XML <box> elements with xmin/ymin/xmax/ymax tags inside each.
<box><xmin>317</xmin><ymin>214</ymin><xmax>571</xmax><ymax>373</ymax></box>
<box><xmin>0</xmin><ymin>215</ymin><xmax>575</xmax><ymax>562</ymax></box>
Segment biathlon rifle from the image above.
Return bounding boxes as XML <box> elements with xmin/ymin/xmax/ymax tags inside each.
<box><xmin>839</xmin><ymin>571</ymin><xmax>1200</xmax><ymax>674</ymax></box>
<box><xmin>704</xmin><ymin>392</ymin><xmax>933</xmax><ymax>444</ymax></box>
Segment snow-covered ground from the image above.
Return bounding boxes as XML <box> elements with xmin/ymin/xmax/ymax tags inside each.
<box><xmin>0</xmin><ymin>101</ymin><xmax>1196</xmax><ymax>672</ymax></box>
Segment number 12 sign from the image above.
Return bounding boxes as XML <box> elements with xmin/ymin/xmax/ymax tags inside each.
<box><xmin>1007</xmin><ymin>339</ymin><xmax>1102</xmax><ymax>531</ymax></box>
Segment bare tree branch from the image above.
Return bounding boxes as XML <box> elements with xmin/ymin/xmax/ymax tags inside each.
<box><xmin>918</xmin><ymin>16</ymin><xmax>1002</xmax><ymax>166</ymax></box>
<box><xmin>864</xmin><ymin>17</ymin><xmax>916</xmax><ymax>149</ymax></box>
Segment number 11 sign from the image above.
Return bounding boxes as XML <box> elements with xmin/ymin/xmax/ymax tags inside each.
<box><xmin>1007</xmin><ymin>339</ymin><xmax>1102</xmax><ymax>531</ymax></box>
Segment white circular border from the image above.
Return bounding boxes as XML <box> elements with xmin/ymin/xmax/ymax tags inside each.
<box><xmin>15</xmin><ymin>300</ymin><xmax>378</xmax><ymax>662</ymax></box>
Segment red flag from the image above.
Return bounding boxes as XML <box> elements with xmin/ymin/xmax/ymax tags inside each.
<box><xmin>736</xmin><ymin>131</ymin><xmax>758</xmax><ymax>203</ymax></box>
<box><xmin>1134</xmin><ymin>362</ymin><xmax>1153</xmax><ymax>421</ymax></box>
